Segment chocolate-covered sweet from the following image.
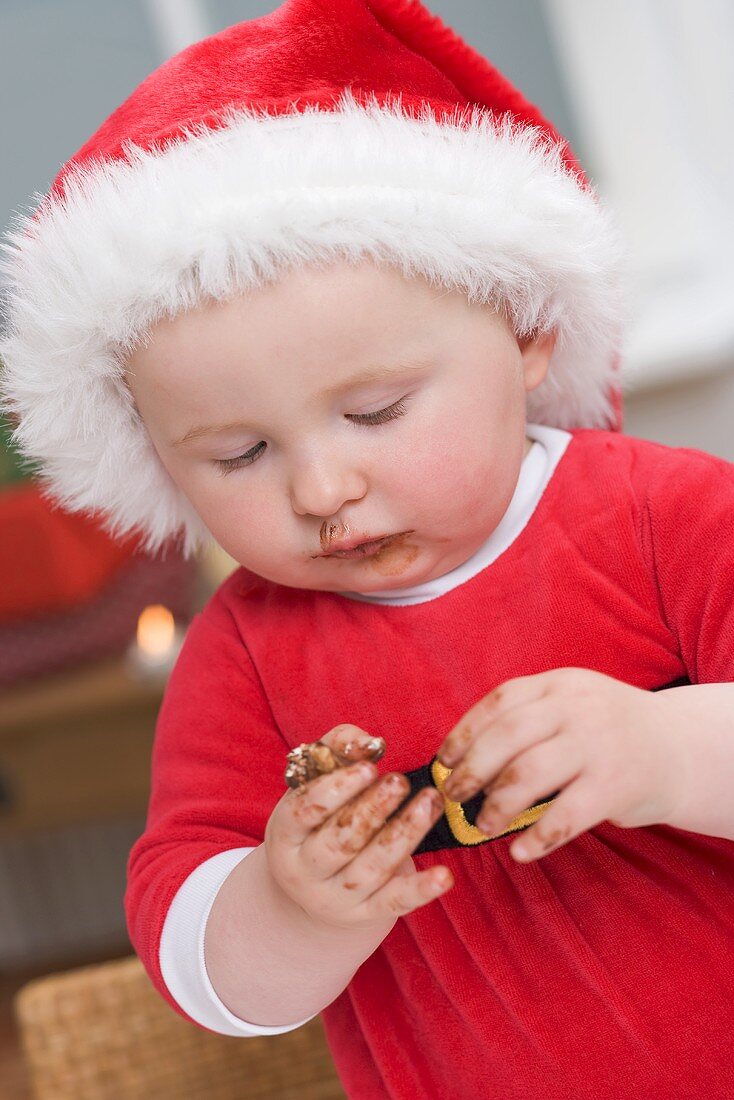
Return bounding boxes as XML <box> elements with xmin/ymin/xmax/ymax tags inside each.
<box><xmin>284</xmin><ymin>737</ymin><xmax>385</xmax><ymax>789</ymax></box>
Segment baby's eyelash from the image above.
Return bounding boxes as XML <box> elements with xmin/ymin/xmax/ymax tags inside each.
<box><xmin>347</xmin><ymin>396</ymin><xmax>409</xmax><ymax>426</ymax></box>
<box><xmin>215</xmin><ymin>396</ymin><xmax>409</xmax><ymax>474</ymax></box>
<box><xmin>215</xmin><ymin>437</ymin><xmax>267</xmax><ymax>473</ymax></box>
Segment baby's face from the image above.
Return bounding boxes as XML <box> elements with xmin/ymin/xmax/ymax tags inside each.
<box><xmin>125</xmin><ymin>259</ymin><xmax>553</xmax><ymax>592</ymax></box>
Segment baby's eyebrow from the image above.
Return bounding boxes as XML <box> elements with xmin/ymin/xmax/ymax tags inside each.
<box><xmin>317</xmin><ymin>361</ymin><xmax>422</xmax><ymax>402</ymax></box>
<box><xmin>173</xmin><ymin>420</ymin><xmax>254</xmax><ymax>446</ymax></box>
<box><xmin>172</xmin><ymin>360</ymin><xmax>425</xmax><ymax>446</ymax></box>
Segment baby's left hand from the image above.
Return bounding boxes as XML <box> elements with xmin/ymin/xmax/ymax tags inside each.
<box><xmin>437</xmin><ymin>668</ymin><xmax>687</xmax><ymax>863</ymax></box>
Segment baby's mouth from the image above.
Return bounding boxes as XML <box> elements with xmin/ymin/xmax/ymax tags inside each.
<box><xmin>322</xmin><ymin>532</ymin><xmax>409</xmax><ymax>559</ymax></box>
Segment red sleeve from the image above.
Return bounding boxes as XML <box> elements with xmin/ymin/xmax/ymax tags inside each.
<box><xmin>640</xmin><ymin>444</ymin><xmax>734</xmax><ymax>684</ymax></box>
<box><xmin>124</xmin><ymin>590</ymin><xmax>290</xmax><ymax>1018</ymax></box>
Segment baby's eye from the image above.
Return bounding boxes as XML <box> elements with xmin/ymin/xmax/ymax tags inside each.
<box><xmin>215</xmin><ymin>396</ymin><xmax>410</xmax><ymax>474</ymax></box>
<box><xmin>215</xmin><ymin>437</ymin><xmax>267</xmax><ymax>473</ymax></box>
<box><xmin>347</xmin><ymin>396</ymin><xmax>409</xmax><ymax>426</ymax></box>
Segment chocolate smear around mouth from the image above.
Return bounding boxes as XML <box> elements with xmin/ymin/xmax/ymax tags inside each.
<box><xmin>319</xmin><ymin>520</ymin><xmax>351</xmax><ymax>552</ymax></box>
<box><xmin>368</xmin><ymin>532</ymin><xmax>420</xmax><ymax>576</ymax></box>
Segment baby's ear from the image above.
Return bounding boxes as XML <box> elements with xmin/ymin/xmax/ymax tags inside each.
<box><xmin>518</xmin><ymin>328</ymin><xmax>556</xmax><ymax>392</ymax></box>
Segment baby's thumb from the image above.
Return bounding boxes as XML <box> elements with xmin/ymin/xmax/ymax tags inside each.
<box><xmin>320</xmin><ymin>723</ymin><xmax>386</xmax><ymax>765</ymax></box>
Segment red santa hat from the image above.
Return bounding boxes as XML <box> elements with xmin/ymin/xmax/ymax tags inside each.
<box><xmin>0</xmin><ymin>0</ymin><xmax>622</xmax><ymax>557</ymax></box>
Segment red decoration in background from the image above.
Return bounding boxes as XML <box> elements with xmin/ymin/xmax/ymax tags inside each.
<box><xmin>0</xmin><ymin>483</ymin><xmax>198</xmax><ymax>686</ymax></box>
<box><xmin>0</xmin><ymin>483</ymin><xmax>141</xmax><ymax>624</ymax></box>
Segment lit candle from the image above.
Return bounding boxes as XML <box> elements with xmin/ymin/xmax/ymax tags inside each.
<box><xmin>126</xmin><ymin>604</ymin><xmax>185</xmax><ymax>682</ymax></box>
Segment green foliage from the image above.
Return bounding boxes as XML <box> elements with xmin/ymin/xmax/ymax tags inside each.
<box><xmin>0</xmin><ymin>413</ymin><xmax>36</xmax><ymax>488</ymax></box>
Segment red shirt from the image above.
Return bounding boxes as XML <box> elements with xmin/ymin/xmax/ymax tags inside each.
<box><xmin>126</xmin><ymin>429</ymin><xmax>734</xmax><ymax>1099</ymax></box>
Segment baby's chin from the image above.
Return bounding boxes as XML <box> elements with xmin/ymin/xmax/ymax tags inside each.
<box><xmin>324</xmin><ymin>535</ymin><xmax>497</xmax><ymax>594</ymax></box>
<box><xmin>319</xmin><ymin>534</ymin><xmax>425</xmax><ymax>588</ymax></box>
<box><xmin>239</xmin><ymin>536</ymin><xmax>485</xmax><ymax>593</ymax></box>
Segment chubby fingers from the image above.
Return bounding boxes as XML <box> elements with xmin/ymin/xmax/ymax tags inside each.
<box><xmin>331</xmin><ymin>788</ymin><xmax>450</xmax><ymax>910</ymax></box>
<box><xmin>508</xmin><ymin>777</ymin><xmax>605</xmax><ymax>863</ymax></box>
<box><xmin>278</xmin><ymin>760</ymin><xmax>381</xmax><ymax>846</ymax></box>
<box><xmin>301</xmin><ymin>771</ymin><xmax>413</xmax><ymax>878</ymax></box>
<box><xmin>440</xmin><ymin>697</ymin><xmax>560</xmax><ymax>803</ymax></box>
<box><xmin>438</xmin><ymin>674</ymin><xmax>555</xmax><ymax>772</ymax></box>
<box><xmin>473</xmin><ymin>734</ymin><xmax>580</xmax><ymax>838</ymax></box>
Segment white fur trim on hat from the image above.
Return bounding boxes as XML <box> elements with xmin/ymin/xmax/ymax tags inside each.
<box><xmin>0</xmin><ymin>92</ymin><xmax>622</xmax><ymax>557</ymax></box>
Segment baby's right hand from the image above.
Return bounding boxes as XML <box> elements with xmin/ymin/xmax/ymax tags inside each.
<box><xmin>265</xmin><ymin>725</ymin><xmax>454</xmax><ymax>933</ymax></box>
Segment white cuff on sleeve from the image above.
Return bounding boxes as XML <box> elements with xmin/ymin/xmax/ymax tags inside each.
<box><xmin>159</xmin><ymin>846</ymin><xmax>316</xmax><ymax>1036</ymax></box>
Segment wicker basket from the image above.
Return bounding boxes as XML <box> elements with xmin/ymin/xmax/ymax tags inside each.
<box><xmin>14</xmin><ymin>955</ymin><xmax>346</xmax><ymax>1100</ymax></box>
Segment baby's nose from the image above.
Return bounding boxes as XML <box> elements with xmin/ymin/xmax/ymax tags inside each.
<box><xmin>289</xmin><ymin>457</ymin><xmax>367</xmax><ymax>518</ymax></box>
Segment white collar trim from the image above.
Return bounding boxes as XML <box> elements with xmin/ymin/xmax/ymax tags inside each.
<box><xmin>336</xmin><ymin>424</ymin><xmax>571</xmax><ymax>607</ymax></box>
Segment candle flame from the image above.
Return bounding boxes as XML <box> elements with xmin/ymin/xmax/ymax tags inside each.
<box><xmin>136</xmin><ymin>605</ymin><xmax>176</xmax><ymax>658</ymax></box>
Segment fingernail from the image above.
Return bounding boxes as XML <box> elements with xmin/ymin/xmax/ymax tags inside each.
<box><xmin>425</xmin><ymin>790</ymin><xmax>444</xmax><ymax>815</ymax></box>
<box><xmin>339</xmin><ymin>734</ymin><xmax>384</xmax><ymax>762</ymax></box>
<box><xmin>380</xmin><ymin>773</ymin><xmax>407</xmax><ymax>793</ymax></box>
<box><xmin>444</xmin><ymin>777</ymin><xmax>470</xmax><ymax>802</ymax></box>
<box><xmin>411</xmin><ymin>791</ymin><xmax>434</xmax><ymax>819</ymax></box>
<box><xmin>364</xmin><ymin>736</ymin><xmax>386</xmax><ymax>760</ymax></box>
<box><xmin>430</xmin><ymin>869</ymin><xmax>452</xmax><ymax>894</ymax></box>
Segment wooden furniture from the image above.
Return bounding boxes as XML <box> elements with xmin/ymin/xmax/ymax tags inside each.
<box><xmin>0</xmin><ymin>657</ymin><xmax>163</xmax><ymax>839</ymax></box>
<box><xmin>14</xmin><ymin>955</ymin><xmax>346</xmax><ymax>1100</ymax></box>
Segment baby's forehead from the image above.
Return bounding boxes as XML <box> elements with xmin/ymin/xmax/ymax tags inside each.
<box><xmin>243</xmin><ymin>256</ymin><xmax>454</xmax><ymax>308</ymax></box>
<box><xmin>137</xmin><ymin>257</ymin><xmax>476</xmax><ymax>355</ymax></box>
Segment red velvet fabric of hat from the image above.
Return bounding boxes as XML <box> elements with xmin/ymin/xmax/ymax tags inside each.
<box><xmin>1</xmin><ymin>0</ymin><xmax>622</xmax><ymax>557</ymax></box>
<box><xmin>61</xmin><ymin>0</ymin><xmax>581</xmax><ymax>180</ymax></box>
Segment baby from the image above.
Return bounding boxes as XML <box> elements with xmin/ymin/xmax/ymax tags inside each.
<box><xmin>2</xmin><ymin>2</ymin><xmax>734</xmax><ymax>1098</ymax></box>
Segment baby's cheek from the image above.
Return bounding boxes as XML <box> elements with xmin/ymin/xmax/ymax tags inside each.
<box><xmin>393</xmin><ymin>459</ymin><xmax>454</xmax><ymax>524</ymax></box>
<box><xmin>398</xmin><ymin>435</ymin><xmax>501</xmax><ymax>527</ymax></box>
<box><xmin>196</xmin><ymin>481</ymin><xmax>274</xmax><ymax>558</ymax></box>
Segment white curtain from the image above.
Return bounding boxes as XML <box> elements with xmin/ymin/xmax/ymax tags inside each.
<box><xmin>544</xmin><ymin>0</ymin><xmax>734</xmax><ymax>388</ymax></box>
